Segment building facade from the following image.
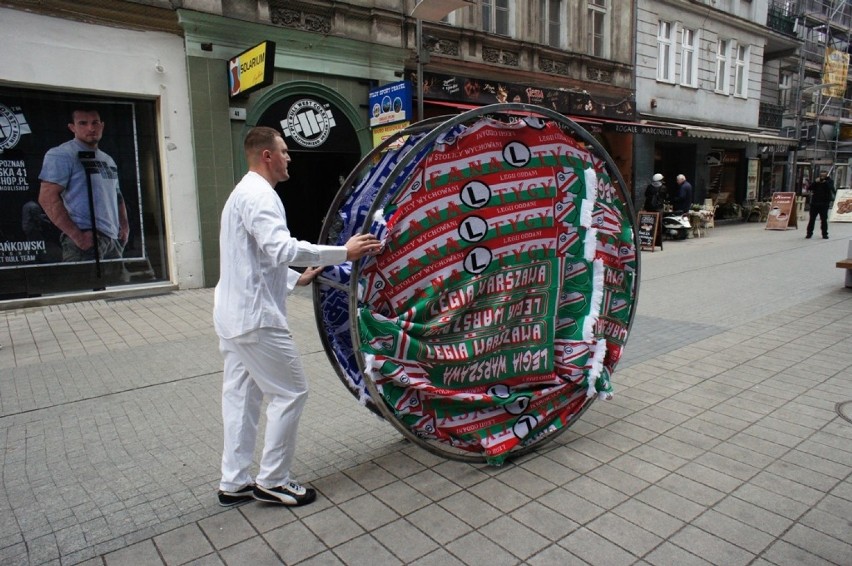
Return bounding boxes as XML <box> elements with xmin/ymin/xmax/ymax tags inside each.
<box><xmin>0</xmin><ymin>1</ymin><xmax>203</xmax><ymax>300</ymax></box>
<box><xmin>780</xmin><ymin>0</ymin><xmax>852</xmax><ymax>193</ymax></box>
<box><xmin>634</xmin><ymin>0</ymin><xmax>799</xmax><ymax>216</ymax></box>
<box><xmin>176</xmin><ymin>0</ymin><xmax>639</xmax><ymax>286</ymax></box>
<box><xmin>7</xmin><ymin>0</ymin><xmax>844</xmax><ymax>303</ymax></box>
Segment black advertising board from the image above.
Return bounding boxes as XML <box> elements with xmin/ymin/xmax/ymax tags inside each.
<box><xmin>418</xmin><ymin>71</ymin><xmax>635</xmax><ymax>121</ymax></box>
<box><xmin>637</xmin><ymin>211</ymin><xmax>661</xmax><ymax>251</ymax></box>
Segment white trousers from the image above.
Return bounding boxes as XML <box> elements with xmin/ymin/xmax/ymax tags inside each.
<box><xmin>219</xmin><ymin>327</ymin><xmax>308</xmax><ymax>491</ymax></box>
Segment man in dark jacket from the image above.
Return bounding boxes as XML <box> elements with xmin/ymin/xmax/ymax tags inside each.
<box><xmin>674</xmin><ymin>174</ymin><xmax>693</xmax><ymax>212</ymax></box>
<box><xmin>806</xmin><ymin>170</ymin><xmax>835</xmax><ymax>239</ymax></box>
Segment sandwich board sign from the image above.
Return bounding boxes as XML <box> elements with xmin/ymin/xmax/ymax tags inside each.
<box><xmin>765</xmin><ymin>192</ymin><xmax>797</xmax><ymax>230</ymax></box>
<box><xmin>637</xmin><ymin>211</ymin><xmax>661</xmax><ymax>251</ymax></box>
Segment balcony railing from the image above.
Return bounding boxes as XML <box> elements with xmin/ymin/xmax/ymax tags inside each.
<box><xmin>767</xmin><ymin>2</ymin><xmax>797</xmax><ymax>36</ymax></box>
<box><xmin>759</xmin><ymin>102</ymin><xmax>785</xmax><ymax>129</ymax></box>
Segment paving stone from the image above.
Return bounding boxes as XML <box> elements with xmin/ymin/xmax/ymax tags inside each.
<box><xmin>198</xmin><ymin>510</ymin><xmax>256</xmax><ymax>551</ymax></box>
<box><xmin>586</xmin><ymin>511</ymin><xmax>663</xmax><ymax>557</ymax></box>
<box><xmin>330</xmin><ymin>534</ymin><xmax>402</xmax><ymax>566</ymax></box>
<box><xmin>301</xmin><ymin>505</ymin><xmax>366</xmax><ymax>548</ymax></box>
<box><xmin>670</xmin><ymin>525</ymin><xmax>755</xmax><ymax>566</ymax></box>
<box><xmin>479</xmin><ymin>515</ymin><xmax>550</xmax><ymax>560</ymax></box>
<box><xmin>372</xmin><ymin>518</ymin><xmax>440</xmax><ymax>564</ymax></box>
<box><xmin>153</xmin><ymin>523</ymin><xmax>213</xmax><ymax>566</ymax></box>
<box><xmin>219</xmin><ymin>536</ymin><xmax>283</xmax><ymax>566</ymax></box>
<box><xmin>444</xmin><ymin>531</ymin><xmax>521</xmax><ymax>566</ymax></box>
<box><xmin>262</xmin><ymin>520</ymin><xmax>326</xmax><ymax>565</ymax></box>
<box><xmin>104</xmin><ymin>539</ymin><xmax>163</xmax><ymax>565</ymax></box>
<box><xmin>558</xmin><ymin>527</ymin><xmax>638</xmax><ymax>566</ymax></box>
<box><xmin>611</xmin><ymin>498</ymin><xmax>684</xmax><ymax>538</ymax></box>
<box><xmin>406</xmin><ymin>503</ymin><xmax>472</xmax><ymax>546</ymax></box>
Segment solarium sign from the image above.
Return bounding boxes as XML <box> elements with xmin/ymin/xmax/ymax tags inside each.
<box><xmin>227</xmin><ymin>41</ymin><xmax>276</xmax><ymax>98</ymax></box>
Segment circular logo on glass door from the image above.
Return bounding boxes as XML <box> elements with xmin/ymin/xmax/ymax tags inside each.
<box><xmin>280</xmin><ymin>99</ymin><xmax>337</xmax><ymax>148</ymax></box>
<box><xmin>0</xmin><ymin>104</ymin><xmax>24</xmax><ymax>154</ymax></box>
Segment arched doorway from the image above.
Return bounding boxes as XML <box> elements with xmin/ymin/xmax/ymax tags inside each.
<box><xmin>251</xmin><ymin>83</ymin><xmax>368</xmax><ymax>242</ymax></box>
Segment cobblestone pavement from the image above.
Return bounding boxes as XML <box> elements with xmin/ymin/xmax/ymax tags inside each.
<box><xmin>1</xmin><ymin>221</ymin><xmax>851</xmax><ymax>565</ymax></box>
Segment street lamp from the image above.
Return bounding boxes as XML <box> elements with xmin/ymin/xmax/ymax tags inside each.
<box><xmin>787</xmin><ymin>82</ymin><xmax>842</xmax><ymax>191</ymax></box>
<box><xmin>410</xmin><ymin>0</ymin><xmax>475</xmax><ymax>121</ymax></box>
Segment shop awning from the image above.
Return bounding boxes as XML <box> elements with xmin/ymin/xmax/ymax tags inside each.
<box><xmin>685</xmin><ymin>125</ymin><xmax>751</xmax><ymax>142</ymax></box>
<box><xmin>748</xmin><ymin>133</ymin><xmax>797</xmax><ymax>147</ymax></box>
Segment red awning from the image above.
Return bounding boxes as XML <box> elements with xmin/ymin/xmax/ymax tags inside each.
<box><xmin>565</xmin><ymin>115</ymin><xmax>603</xmax><ymax>126</ymax></box>
<box><xmin>425</xmin><ymin>100</ymin><xmax>480</xmax><ymax>111</ymax></box>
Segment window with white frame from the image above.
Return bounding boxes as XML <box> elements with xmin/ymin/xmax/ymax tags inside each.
<box><xmin>657</xmin><ymin>20</ymin><xmax>676</xmax><ymax>83</ymax></box>
<box><xmin>588</xmin><ymin>0</ymin><xmax>608</xmax><ymax>58</ymax></box>
<box><xmin>680</xmin><ymin>27</ymin><xmax>698</xmax><ymax>87</ymax></box>
<box><xmin>779</xmin><ymin>72</ymin><xmax>792</xmax><ymax>107</ymax></box>
<box><xmin>734</xmin><ymin>43</ymin><xmax>749</xmax><ymax>97</ymax></box>
<box><xmin>483</xmin><ymin>0</ymin><xmax>511</xmax><ymax>36</ymax></box>
<box><xmin>540</xmin><ymin>0</ymin><xmax>565</xmax><ymax>48</ymax></box>
<box><xmin>715</xmin><ymin>39</ymin><xmax>731</xmax><ymax>94</ymax></box>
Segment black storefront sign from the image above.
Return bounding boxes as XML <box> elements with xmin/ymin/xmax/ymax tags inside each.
<box><xmin>419</xmin><ymin>71</ymin><xmax>635</xmax><ymax>121</ymax></box>
<box><xmin>604</xmin><ymin>122</ymin><xmax>683</xmax><ymax>137</ymax></box>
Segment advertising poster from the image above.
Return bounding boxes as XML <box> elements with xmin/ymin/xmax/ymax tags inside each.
<box><xmin>417</xmin><ymin>71</ymin><xmax>635</xmax><ymax>121</ymax></box>
<box><xmin>371</xmin><ymin>122</ymin><xmax>409</xmax><ymax>150</ymax></box>
<box><xmin>830</xmin><ymin>188</ymin><xmax>852</xmax><ymax>222</ymax></box>
<box><xmin>823</xmin><ymin>48</ymin><xmax>849</xmax><ymax>98</ymax></box>
<box><xmin>0</xmin><ymin>86</ymin><xmax>166</xmax><ymax>297</ymax></box>
<box><xmin>747</xmin><ymin>158</ymin><xmax>759</xmax><ymax>201</ymax></box>
<box><xmin>368</xmin><ymin>81</ymin><xmax>412</xmax><ymax>128</ymax></box>
<box><xmin>764</xmin><ymin>192</ymin><xmax>797</xmax><ymax>230</ymax></box>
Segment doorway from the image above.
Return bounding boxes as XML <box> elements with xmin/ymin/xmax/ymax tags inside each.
<box><xmin>256</xmin><ymin>92</ymin><xmax>364</xmax><ymax>243</ymax></box>
<box><xmin>276</xmin><ymin>149</ymin><xmax>360</xmax><ymax>243</ymax></box>
<box><xmin>654</xmin><ymin>142</ymin><xmax>695</xmax><ymax>205</ymax></box>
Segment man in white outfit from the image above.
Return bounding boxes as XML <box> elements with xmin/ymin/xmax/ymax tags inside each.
<box><xmin>214</xmin><ymin>126</ymin><xmax>381</xmax><ymax>507</ymax></box>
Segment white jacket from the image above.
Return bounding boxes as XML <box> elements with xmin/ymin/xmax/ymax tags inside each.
<box><xmin>213</xmin><ymin>171</ymin><xmax>346</xmax><ymax>338</ymax></box>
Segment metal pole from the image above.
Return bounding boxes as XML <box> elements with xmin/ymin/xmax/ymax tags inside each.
<box><xmin>416</xmin><ymin>17</ymin><xmax>424</xmax><ymax>122</ymax></box>
<box><xmin>78</xmin><ymin>151</ymin><xmax>101</xmax><ymax>278</ymax></box>
<box><xmin>787</xmin><ymin>60</ymin><xmax>807</xmax><ymax>193</ymax></box>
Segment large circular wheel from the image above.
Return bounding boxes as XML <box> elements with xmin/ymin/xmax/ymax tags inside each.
<box><xmin>316</xmin><ymin>104</ymin><xmax>640</xmax><ymax>465</ymax></box>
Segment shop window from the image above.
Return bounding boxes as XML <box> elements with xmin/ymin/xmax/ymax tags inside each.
<box><xmin>657</xmin><ymin>20</ymin><xmax>676</xmax><ymax>83</ymax></box>
<box><xmin>0</xmin><ymin>87</ymin><xmax>169</xmax><ymax>299</ymax></box>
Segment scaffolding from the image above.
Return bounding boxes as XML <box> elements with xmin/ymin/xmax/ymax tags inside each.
<box><xmin>786</xmin><ymin>0</ymin><xmax>852</xmax><ymax>189</ymax></box>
